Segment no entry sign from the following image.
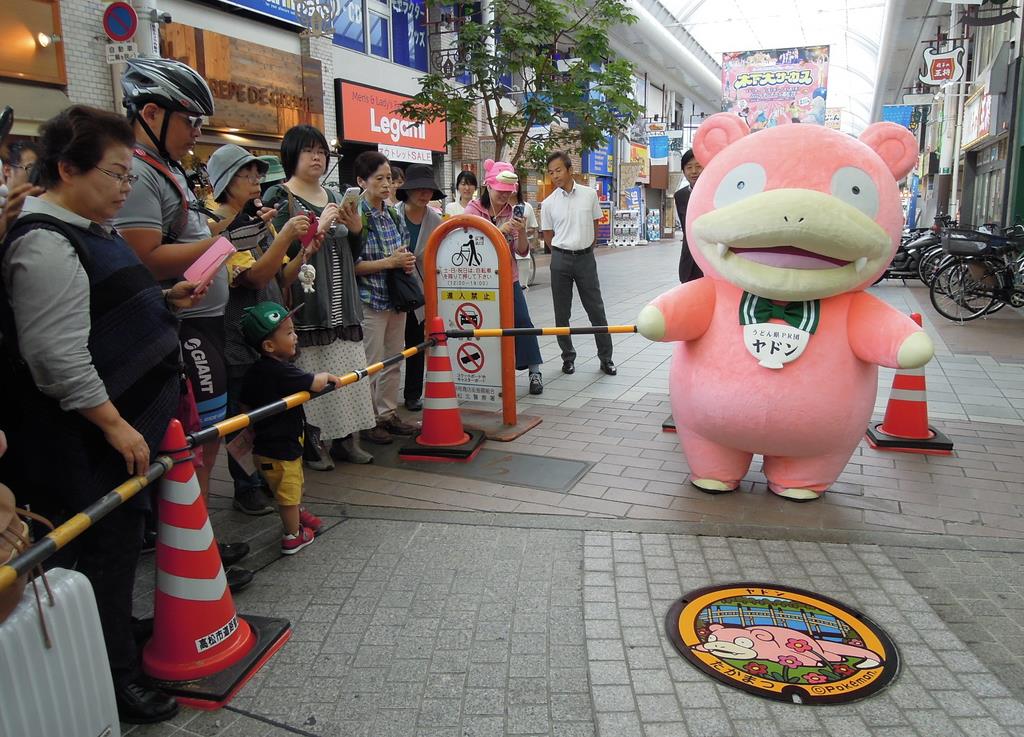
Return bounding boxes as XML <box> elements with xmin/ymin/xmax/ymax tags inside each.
<box><xmin>103</xmin><ymin>2</ymin><xmax>138</xmax><ymax>43</ymax></box>
<box><xmin>455</xmin><ymin>302</ymin><xmax>483</xmax><ymax>329</ymax></box>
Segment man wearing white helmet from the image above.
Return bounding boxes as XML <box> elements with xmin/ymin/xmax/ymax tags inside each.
<box><xmin>114</xmin><ymin>58</ymin><xmax>255</xmax><ymax>593</ymax></box>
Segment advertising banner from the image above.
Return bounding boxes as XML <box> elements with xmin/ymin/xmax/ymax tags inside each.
<box><xmin>825</xmin><ymin>108</ymin><xmax>842</xmax><ymax>130</ymax></box>
<box><xmin>721</xmin><ymin>46</ymin><xmax>830</xmax><ymax>131</ymax></box>
<box><xmin>628</xmin><ymin>142</ymin><xmax>650</xmax><ymax>184</ymax></box>
<box><xmin>583</xmin><ymin>136</ymin><xmax>614</xmax><ymax>177</ymax></box>
<box><xmin>337</xmin><ymin>80</ymin><xmax>447</xmax><ymax>151</ymax></box>
<box><xmin>649</xmin><ymin>135</ymin><xmax>670</xmax><ymax>165</ymax></box>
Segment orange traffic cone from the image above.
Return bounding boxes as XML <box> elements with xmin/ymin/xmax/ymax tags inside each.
<box><xmin>143</xmin><ymin>419</ymin><xmax>291</xmax><ymax>709</ymax></box>
<box><xmin>399</xmin><ymin>316</ymin><xmax>485</xmax><ymax>462</ymax></box>
<box><xmin>865</xmin><ymin>313</ymin><xmax>953</xmax><ymax>455</ymax></box>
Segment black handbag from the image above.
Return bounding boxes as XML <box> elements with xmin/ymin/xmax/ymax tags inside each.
<box><xmin>386</xmin><ymin>268</ymin><xmax>425</xmax><ymax>313</ymax></box>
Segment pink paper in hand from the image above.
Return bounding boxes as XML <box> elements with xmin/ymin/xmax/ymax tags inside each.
<box><xmin>299</xmin><ymin>212</ymin><xmax>318</xmax><ymax>248</ymax></box>
<box><xmin>184</xmin><ymin>237</ymin><xmax>236</xmax><ymax>291</ymax></box>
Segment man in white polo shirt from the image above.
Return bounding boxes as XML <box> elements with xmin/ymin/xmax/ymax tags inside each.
<box><xmin>541</xmin><ymin>151</ymin><xmax>615</xmax><ymax>375</ymax></box>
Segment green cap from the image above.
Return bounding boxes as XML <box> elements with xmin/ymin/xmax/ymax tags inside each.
<box><xmin>241</xmin><ymin>301</ymin><xmax>300</xmax><ymax>347</ymax></box>
<box><xmin>257</xmin><ymin>155</ymin><xmax>285</xmax><ymax>184</ymax></box>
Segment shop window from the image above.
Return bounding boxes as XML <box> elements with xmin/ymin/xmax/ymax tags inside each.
<box><xmin>369</xmin><ymin>12</ymin><xmax>390</xmax><ymax>58</ymax></box>
<box><xmin>0</xmin><ymin>0</ymin><xmax>65</xmax><ymax>86</ymax></box>
<box><xmin>334</xmin><ymin>0</ymin><xmax>366</xmax><ymax>52</ymax></box>
<box><xmin>391</xmin><ymin>0</ymin><xmax>427</xmax><ymax>71</ymax></box>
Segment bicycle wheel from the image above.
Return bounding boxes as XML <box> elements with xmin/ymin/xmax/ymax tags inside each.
<box><xmin>526</xmin><ymin>253</ymin><xmax>537</xmax><ymax>286</ymax></box>
<box><xmin>918</xmin><ymin>247</ymin><xmax>948</xmax><ymax>285</ymax></box>
<box><xmin>930</xmin><ymin>259</ymin><xmax>998</xmax><ymax>321</ymax></box>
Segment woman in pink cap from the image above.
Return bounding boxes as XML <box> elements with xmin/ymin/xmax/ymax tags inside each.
<box><xmin>464</xmin><ymin>159</ymin><xmax>543</xmax><ymax>395</ymax></box>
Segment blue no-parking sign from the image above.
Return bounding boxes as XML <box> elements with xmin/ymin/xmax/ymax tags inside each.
<box><xmin>103</xmin><ymin>2</ymin><xmax>138</xmax><ymax>43</ymax></box>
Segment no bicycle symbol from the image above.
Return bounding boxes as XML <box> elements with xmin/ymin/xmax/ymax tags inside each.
<box><xmin>457</xmin><ymin>342</ymin><xmax>484</xmax><ymax>374</ymax></box>
<box><xmin>456</xmin><ymin>302</ymin><xmax>482</xmax><ymax>329</ymax></box>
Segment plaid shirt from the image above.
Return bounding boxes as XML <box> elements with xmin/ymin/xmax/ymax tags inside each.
<box><xmin>357</xmin><ymin>200</ymin><xmax>408</xmax><ymax>312</ymax></box>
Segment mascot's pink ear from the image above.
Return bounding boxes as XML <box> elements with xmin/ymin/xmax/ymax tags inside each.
<box><xmin>693</xmin><ymin>113</ymin><xmax>750</xmax><ymax>167</ymax></box>
<box><xmin>708</xmin><ymin>624</ymin><xmax>724</xmax><ymax>632</ymax></box>
<box><xmin>859</xmin><ymin>122</ymin><xmax>918</xmax><ymax>180</ymax></box>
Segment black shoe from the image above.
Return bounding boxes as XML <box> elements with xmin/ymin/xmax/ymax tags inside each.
<box><xmin>562</xmin><ymin>360</ymin><xmax>575</xmax><ymax>374</ymax></box>
<box><xmin>303</xmin><ymin>423</ymin><xmax>335</xmax><ymax>471</ymax></box>
<box><xmin>115</xmin><ymin>678</ymin><xmax>179</xmax><ymax>724</ymax></box>
<box><xmin>140</xmin><ymin>529</ymin><xmax>157</xmax><ymax>554</ymax></box>
<box><xmin>529</xmin><ymin>372</ymin><xmax>543</xmax><ymax>395</ymax></box>
<box><xmin>600</xmin><ymin>360</ymin><xmax>617</xmax><ymax>376</ymax></box>
<box><xmin>219</xmin><ymin>542</ymin><xmax>250</xmax><ymax>567</ymax></box>
<box><xmin>233</xmin><ymin>489</ymin><xmax>274</xmax><ymax>516</ymax></box>
<box><xmin>226</xmin><ymin>567</ymin><xmax>255</xmax><ymax>593</ymax></box>
<box><xmin>404</xmin><ymin>397</ymin><xmax>423</xmax><ymax>412</ymax></box>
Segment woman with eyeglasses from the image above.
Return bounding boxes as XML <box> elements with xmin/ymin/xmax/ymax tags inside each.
<box><xmin>263</xmin><ymin>125</ymin><xmax>377</xmax><ymax>468</ymax></box>
<box><xmin>0</xmin><ymin>105</ymin><xmax>205</xmax><ymax>724</ymax></box>
<box><xmin>206</xmin><ymin>144</ymin><xmax>316</xmax><ymax>515</ymax></box>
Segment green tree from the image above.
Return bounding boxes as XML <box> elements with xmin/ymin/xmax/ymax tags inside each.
<box><xmin>398</xmin><ymin>0</ymin><xmax>642</xmax><ymax>170</ymax></box>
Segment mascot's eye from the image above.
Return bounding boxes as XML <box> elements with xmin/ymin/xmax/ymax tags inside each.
<box><xmin>714</xmin><ymin>162</ymin><xmax>767</xmax><ymax>209</ymax></box>
<box><xmin>706</xmin><ymin>635</ymin><xmax>717</xmax><ymax>642</ymax></box>
<box><xmin>734</xmin><ymin>637</ymin><xmax>754</xmax><ymax>648</ymax></box>
<box><xmin>830</xmin><ymin>167</ymin><xmax>878</xmax><ymax>218</ymax></box>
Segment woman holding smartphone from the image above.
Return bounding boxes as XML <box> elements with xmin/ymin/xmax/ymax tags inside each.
<box><xmin>263</xmin><ymin>125</ymin><xmax>377</xmax><ymax>467</ymax></box>
<box><xmin>207</xmin><ymin>144</ymin><xmax>314</xmax><ymax>514</ymax></box>
<box><xmin>464</xmin><ymin>159</ymin><xmax>543</xmax><ymax>395</ymax></box>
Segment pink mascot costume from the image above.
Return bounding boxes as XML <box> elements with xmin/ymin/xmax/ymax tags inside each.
<box><xmin>637</xmin><ymin>114</ymin><xmax>934</xmax><ymax>502</ymax></box>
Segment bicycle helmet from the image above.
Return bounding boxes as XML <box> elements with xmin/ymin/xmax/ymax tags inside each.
<box><xmin>122</xmin><ymin>57</ymin><xmax>215</xmax><ymax>117</ymax></box>
<box><xmin>122</xmin><ymin>58</ymin><xmax>215</xmax><ymax>164</ymax></box>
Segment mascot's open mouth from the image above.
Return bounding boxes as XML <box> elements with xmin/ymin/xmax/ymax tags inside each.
<box><xmin>718</xmin><ymin>244</ymin><xmax>870</xmax><ymax>273</ymax></box>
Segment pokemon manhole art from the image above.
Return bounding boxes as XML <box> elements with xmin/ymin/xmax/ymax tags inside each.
<box><xmin>665</xmin><ymin>583</ymin><xmax>899</xmax><ymax>704</ymax></box>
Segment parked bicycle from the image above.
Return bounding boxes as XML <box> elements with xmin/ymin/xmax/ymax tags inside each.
<box><xmin>928</xmin><ymin>224</ymin><xmax>1024</xmax><ymax>322</ymax></box>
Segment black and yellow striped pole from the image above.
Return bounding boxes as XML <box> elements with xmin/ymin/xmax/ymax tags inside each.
<box><xmin>446</xmin><ymin>325</ymin><xmax>638</xmax><ymax>339</ymax></box>
<box><xmin>0</xmin><ymin>456</ymin><xmax>174</xmax><ymax>592</ymax></box>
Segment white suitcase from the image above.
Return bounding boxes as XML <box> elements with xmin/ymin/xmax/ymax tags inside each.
<box><xmin>0</xmin><ymin>568</ymin><xmax>120</xmax><ymax>737</ymax></box>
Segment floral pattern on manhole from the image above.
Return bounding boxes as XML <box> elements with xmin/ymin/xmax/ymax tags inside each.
<box><xmin>665</xmin><ymin>583</ymin><xmax>899</xmax><ymax>704</ymax></box>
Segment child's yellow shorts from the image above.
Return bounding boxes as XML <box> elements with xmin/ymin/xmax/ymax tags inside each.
<box><xmin>255</xmin><ymin>456</ymin><xmax>303</xmax><ymax>506</ymax></box>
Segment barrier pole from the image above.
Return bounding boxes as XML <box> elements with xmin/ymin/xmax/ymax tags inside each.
<box><xmin>0</xmin><ymin>455</ymin><xmax>174</xmax><ymax>591</ymax></box>
<box><xmin>447</xmin><ymin>325</ymin><xmax>638</xmax><ymax>339</ymax></box>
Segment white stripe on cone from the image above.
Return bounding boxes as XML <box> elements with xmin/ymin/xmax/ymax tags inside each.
<box><xmin>888</xmin><ymin>389</ymin><xmax>927</xmax><ymax>402</ymax></box>
<box><xmin>161</xmin><ymin>473</ymin><xmax>200</xmax><ymax>505</ymax></box>
<box><xmin>158</xmin><ymin>519</ymin><xmax>214</xmax><ymax>551</ymax></box>
<box><xmin>423</xmin><ymin>397</ymin><xmax>460</xmax><ymax>410</ymax></box>
<box><xmin>157</xmin><ymin>567</ymin><xmax>228</xmax><ymax>602</ymax></box>
<box><xmin>424</xmin><ymin>370</ymin><xmax>454</xmax><ymax>383</ymax></box>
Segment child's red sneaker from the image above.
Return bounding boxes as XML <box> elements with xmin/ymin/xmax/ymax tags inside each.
<box><xmin>281</xmin><ymin>525</ymin><xmax>316</xmax><ymax>555</ymax></box>
<box><xmin>299</xmin><ymin>507</ymin><xmax>324</xmax><ymax>536</ymax></box>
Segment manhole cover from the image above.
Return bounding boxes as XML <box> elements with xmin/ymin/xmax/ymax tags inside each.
<box><xmin>665</xmin><ymin>583</ymin><xmax>899</xmax><ymax>704</ymax></box>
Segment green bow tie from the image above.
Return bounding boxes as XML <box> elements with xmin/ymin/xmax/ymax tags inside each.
<box><xmin>739</xmin><ymin>292</ymin><xmax>820</xmax><ymax>334</ymax></box>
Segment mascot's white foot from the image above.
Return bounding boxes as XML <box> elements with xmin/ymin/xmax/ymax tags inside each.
<box><xmin>691</xmin><ymin>478</ymin><xmax>738</xmax><ymax>495</ymax></box>
<box><xmin>769</xmin><ymin>485</ymin><xmax>823</xmax><ymax>503</ymax></box>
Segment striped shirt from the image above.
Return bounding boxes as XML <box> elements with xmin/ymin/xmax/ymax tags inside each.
<box><xmin>357</xmin><ymin>199</ymin><xmax>408</xmax><ymax>312</ymax></box>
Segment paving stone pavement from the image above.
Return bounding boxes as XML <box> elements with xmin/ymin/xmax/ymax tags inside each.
<box><xmin>126</xmin><ymin>517</ymin><xmax>1024</xmax><ymax>736</ymax></box>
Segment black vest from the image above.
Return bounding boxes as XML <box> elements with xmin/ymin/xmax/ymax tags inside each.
<box><xmin>0</xmin><ymin>215</ymin><xmax>180</xmax><ymax>507</ymax></box>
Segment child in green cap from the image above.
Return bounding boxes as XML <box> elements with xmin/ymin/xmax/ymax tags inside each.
<box><xmin>240</xmin><ymin>301</ymin><xmax>343</xmax><ymax>554</ymax></box>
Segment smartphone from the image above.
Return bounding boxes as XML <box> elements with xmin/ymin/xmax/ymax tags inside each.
<box><xmin>299</xmin><ymin>211</ymin><xmax>319</xmax><ymax>248</ymax></box>
<box><xmin>340</xmin><ymin>186</ymin><xmax>361</xmax><ymax>209</ymax></box>
<box><xmin>513</xmin><ymin>204</ymin><xmax>525</xmax><ymax>219</ymax></box>
<box><xmin>184</xmin><ymin>237</ymin><xmax>236</xmax><ymax>291</ymax></box>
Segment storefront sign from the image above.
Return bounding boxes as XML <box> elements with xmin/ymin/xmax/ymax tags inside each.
<box><xmin>825</xmin><ymin>108</ymin><xmax>842</xmax><ymax>130</ymax></box>
<box><xmin>721</xmin><ymin>46</ymin><xmax>829</xmax><ymax>130</ymax></box>
<box><xmin>160</xmin><ymin>23</ymin><xmax>324</xmax><ymax>136</ymax></box>
<box><xmin>628</xmin><ymin>143</ymin><xmax>650</xmax><ymax>184</ymax></box>
<box><xmin>961</xmin><ymin>89</ymin><xmax>993</xmax><ymax>148</ymax></box>
<box><xmin>379</xmin><ymin>144</ymin><xmax>432</xmax><ymax>164</ymax></box>
<box><xmin>337</xmin><ymin>80</ymin><xmax>446</xmax><ymax>152</ymax></box>
<box><xmin>583</xmin><ymin>136</ymin><xmax>614</xmax><ymax>177</ymax></box>
<box><xmin>649</xmin><ymin>135</ymin><xmax>669</xmax><ymax>165</ymax></box>
<box><xmin>919</xmin><ymin>47</ymin><xmax>965</xmax><ymax>86</ymax></box>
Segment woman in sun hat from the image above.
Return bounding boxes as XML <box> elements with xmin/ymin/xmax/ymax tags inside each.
<box><xmin>395</xmin><ymin>163</ymin><xmax>445</xmax><ymax>411</ymax></box>
<box><xmin>207</xmin><ymin>143</ymin><xmax>316</xmax><ymax>515</ymax></box>
<box><xmin>464</xmin><ymin>159</ymin><xmax>544</xmax><ymax>395</ymax></box>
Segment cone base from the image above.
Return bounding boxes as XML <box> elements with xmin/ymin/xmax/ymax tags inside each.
<box><xmin>398</xmin><ymin>429</ymin><xmax>486</xmax><ymax>463</ymax></box>
<box><xmin>149</xmin><ymin>614</ymin><xmax>291</xmax><ymax>710</ymax></box>
<box><xmin>662</xmin><ymin>415</ymin><xmax>676</xmax><ymax>433</ymax></box>
<box><xmin>865</xmin><ymin>423</ymin><xmax>954</xmax><ymax>455</ymax></box>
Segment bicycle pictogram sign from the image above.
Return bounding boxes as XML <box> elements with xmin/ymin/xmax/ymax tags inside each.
<box><xmin>457</xmin><ymin>342</ymin><xmax>484</xmax><ymax>374</ymax></box>
<box><xmin>451</xmin><ymin>234</ymin><xmax>482</xmax><ymax>266</ymax></box>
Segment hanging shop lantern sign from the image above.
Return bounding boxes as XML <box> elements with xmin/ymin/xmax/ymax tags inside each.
<box><xmin>919</xmin><ymin>47</ymin><xmax>966</xmax><ymax>86</ymax></box>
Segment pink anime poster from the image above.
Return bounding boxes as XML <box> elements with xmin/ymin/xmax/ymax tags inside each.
<box><xmin>721</xmin><ymin>46</ymin><xmax>830</xmax><ymax>131</ymax></box>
